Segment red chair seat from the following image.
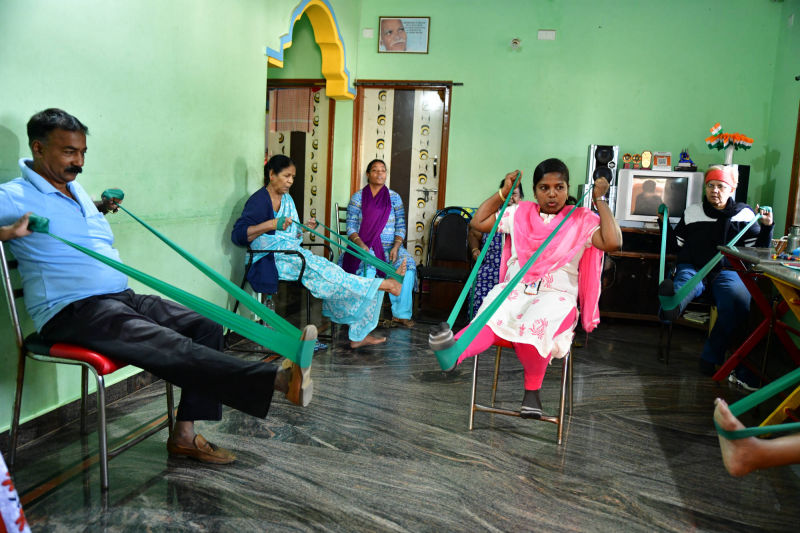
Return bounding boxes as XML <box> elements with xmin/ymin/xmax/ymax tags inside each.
<box><xmin>25</xmin><ymin>334</ymin><xmax>125</xmax><ymax>375</ymax></box>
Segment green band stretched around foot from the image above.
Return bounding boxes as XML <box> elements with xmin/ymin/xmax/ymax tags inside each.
<box><xmin>45</xmin><ymin>231</ymin><xmax>314</xmax><ymax>366</ymax></box>
<box><xmin>715</xmin><ymin>366</ymin><xmax>800</xmax><ymax>439</ymax></box>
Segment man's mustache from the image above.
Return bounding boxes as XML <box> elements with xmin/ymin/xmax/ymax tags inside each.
<box><xmin>66</xmin><ymin>166</ymin><xmax>82</xmax><ymax>174</ymax></box>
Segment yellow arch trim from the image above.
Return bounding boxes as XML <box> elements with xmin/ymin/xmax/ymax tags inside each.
<box><xmin>266</xmin><ymin>0</ymin><xmax>355</xmax><ymax>100</ymax></box>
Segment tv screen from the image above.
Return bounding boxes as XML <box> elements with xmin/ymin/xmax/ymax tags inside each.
<box><xmin>630</xmin><ymin>176</ymin><xmax>688</xmax><ymax>218</ymax></box>
<box><xmin>613</xmin><ymin>168</ymin><xmax>704</xmax><ymax>228</ymax></box>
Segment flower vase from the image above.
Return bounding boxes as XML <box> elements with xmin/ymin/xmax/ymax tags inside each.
<box><xmin>724</xmin><ymin>144</ymin><xmax>734</xmax><ymax>165</ymax></box>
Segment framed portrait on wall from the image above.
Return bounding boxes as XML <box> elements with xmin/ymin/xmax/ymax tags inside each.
<box><xmin>378</xmin><ymin>16</ymin><xmax>430</xmax><ymax>54</ymax></box>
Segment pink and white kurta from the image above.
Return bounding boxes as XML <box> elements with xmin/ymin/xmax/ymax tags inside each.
<box><xmin>465</xmin><ymin>201</ymin><xmax>603</xmax><ymax>361</ymax></box>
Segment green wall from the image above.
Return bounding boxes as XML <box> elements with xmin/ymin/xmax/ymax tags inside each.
<box><xmin>354</xmin><ymin>0</ymin><xmax>791</xmax><ymax>222</ymax></box>
<box><xmin>765</xmin><ymin>0</ymin><xmax>800</xmax><ymax>233</ymax></box>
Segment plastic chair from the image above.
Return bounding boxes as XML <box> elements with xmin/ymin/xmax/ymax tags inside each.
<box><xmin>468</xmin><ymin>338</ymin><xmax>573</xmax><ymax>444</ymax></box>
<box><xmin>416</xmin><ymin>207</ymin><xmax>473</xmax><ymax>313</ymax></box>
<box><xmin>2</xmin><ymin>243</ymin><xmax>175</xmax><ymax>491</ymax></box>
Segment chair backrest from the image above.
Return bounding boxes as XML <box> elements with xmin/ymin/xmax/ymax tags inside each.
<box><xmin>427</xmin><ymin>207</ymin><xmax>472</xmax><ymax>264</ymax></box>
<box><xmin>0</xmin><ymin>243</ymin><xmax>26</xmax><ymax>352</ymax></box>
<box><xmin>334</xmin><ymin>202</ymin><xmax>348</xmax><ymax>237</ymax></box>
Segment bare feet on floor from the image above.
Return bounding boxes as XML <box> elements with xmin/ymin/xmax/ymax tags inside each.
<box><xmin>350</xmin><ymin>334</ymin><xmax>386</xmax><ymax>348</ymax></box>
<box><xmin>714</xmin><ymin>397</ymin><xmax>757</xmax><ymax>477</ymax></box>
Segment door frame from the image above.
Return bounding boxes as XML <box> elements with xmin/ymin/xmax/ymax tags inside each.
<box><xmin>267</xmin><ymin>78</ymin><xmax>336</xmax><ymax>232</ymax></box>
<box><xmin>785</xmin><ymin>98</ymin><xmax>800</xmax><ymax>233</ymax></box>
<box><xmin>350</xmin><ymin>80</ymin><xmax>452</xmax><ymax>211</ymax></box>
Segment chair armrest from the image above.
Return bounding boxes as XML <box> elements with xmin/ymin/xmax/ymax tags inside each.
<box><xmin>303</xmin><ymin>242</ymin><xmax>334</xmax><ymax>262</ymax></box>
<box><xmin>247</xmin><ymin>249</ymin><xmax>307</xmax><ymax>282</ymax></box>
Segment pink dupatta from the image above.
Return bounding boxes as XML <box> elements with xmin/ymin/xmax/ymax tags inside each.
<box><xmin>499</xmin><ymin>201</ymin><xmax>604</xmax><ymax>333</ymax></box>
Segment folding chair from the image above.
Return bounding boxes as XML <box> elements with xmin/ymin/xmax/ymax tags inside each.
<box><xmin>2</xmin><ymin>243</ymin><xmax>175</xmax><ymax>491</ymax></box>
<box><xmin>468</xmin><ymin>338</ymin><xmax>573</xmax><ymax>444</ymax></box>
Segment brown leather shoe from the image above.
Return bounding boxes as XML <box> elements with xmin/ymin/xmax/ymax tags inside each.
<box><xmin>167</xmin><ymin>434</ymin><xmax>236</xmax><ymax>464</ymax></box>
<box><xmin>283</xmin><ymin>325</ymin><xmax>315</xmax><ymax>407</ymax></box>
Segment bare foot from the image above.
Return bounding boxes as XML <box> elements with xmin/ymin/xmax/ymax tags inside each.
<box><xmin>714</xmin><ymin>397</ymin><xmax>758</xmax><ymax>477</ymax></box>
<box><xmin>397</xmin><ymin>259</ymin><xmax>407</xmax><ymax>276</ymax></box>
<box><xmin>380</xmin><ymin>278</ymin><xmax>402</xmax><ymax>296</ymax></box>
<box><xmin>392</xmin><ymin>317</ymin><xmax>415</xmax><ymax>328</ymax></box>
<box><xmin>350</xmin><ymin>334</ymin><xmax>387</xmax><ymax>348</ymax></box>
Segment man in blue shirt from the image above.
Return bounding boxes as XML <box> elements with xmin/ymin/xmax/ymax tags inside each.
<box><xmin>0</xmin><ymin>108</ymin><xmax>314</xmax><ymax>464</ymax></box>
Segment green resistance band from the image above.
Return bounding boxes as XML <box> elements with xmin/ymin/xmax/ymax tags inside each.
<box><xmin>289</xmin><ymin>218</ymin><xmax>404</xmax><ymax>282</ymax></box>
<box><xmin>106</xmin><ymin>198</ymin><xmax>297</xmax><ymax>337</ymax></box>
<box><xmin>27</xmin><ymin>213</ymin><xmax>314</xmax><ymax>367</ymax></box>
<box><xmin>433</xmin><ymin>183</ymin><xmax>593</xmax><ymax>371</ymax></box>
<box><xmin>658</xmin><ymin>210</ymin><xmax>762</xmax><ymax>311</ymax></box>
<box><xmin>446</xmin><ymin>171</ymin><xmax>522</xmax><ymax>328</ymax></box>
<box><xmin>715</xmin><ymin>365</ymin><xmax>800</xmax><ymax>439</ymax></box>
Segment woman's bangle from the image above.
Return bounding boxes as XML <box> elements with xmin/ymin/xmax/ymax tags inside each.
<box><xmin>472</xmin><ymin>248</ymin><xmax>480</xmax><ymax>255</ymax></box>
<box><xmin>352</xmin><ymin>235</ymin><xmax>361</xmax><ymax>244</ymax></box>
<box><xmin>497</xmin><ymin>188</ymin><xmax>506</xmax><ymax>202</ymax></box>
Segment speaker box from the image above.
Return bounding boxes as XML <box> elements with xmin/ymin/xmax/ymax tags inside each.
<box><xmin>587</xmin><ymin>144</ymin><xmax>619</xmax><ymax>184</ymax></box>
<box><xmin>585</xmin><ymin>144</ymin><xmax>619</xmax><ymax>210</ymax></box>
<box><xmin>735</xmin><ymin>164</ymin><xmax>749</xmax><ymax>204</ymax></box>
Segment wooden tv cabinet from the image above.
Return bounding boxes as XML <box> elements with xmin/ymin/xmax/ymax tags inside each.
<box><xmin>599</xmin><ymin>226</ymin><xmax>674</xmax><ymax>321</ymax></box>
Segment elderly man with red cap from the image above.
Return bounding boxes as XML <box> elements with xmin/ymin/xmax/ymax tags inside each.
<box><xmin>659</xmin><ymin>165</ymin><xmax>773</xmax><ymax>386</ymax></box>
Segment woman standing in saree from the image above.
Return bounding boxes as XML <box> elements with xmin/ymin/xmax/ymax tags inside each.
<box><xmin>232</xmin><ymin>155</ymin><xmax>403</xmax><ymax>348</ymax></box>
<box><xmin>454</xmin><ymin>158</ymin><xmax>622</xmax><ymax>418</ymax></box>
<box><xmin>343</xmin><ymin>159</ymin><xmax>416</xmax><ymax>327</ymax></box>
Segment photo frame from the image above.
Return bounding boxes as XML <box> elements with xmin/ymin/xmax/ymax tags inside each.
<box><xmin>378</xmin><ymin>16</ymin><xmax>430</xmax><ymax>54</ymax></box>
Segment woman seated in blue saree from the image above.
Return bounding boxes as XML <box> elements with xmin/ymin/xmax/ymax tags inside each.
<box><xmin>342</xmin><ymin>159</ymin><xmax>416</xmax><ymax>328</ymax></box>
<box><xmin>232</xmin><ymin>155</ymin><xmax>403</xmax><ymax>348</ymax></box>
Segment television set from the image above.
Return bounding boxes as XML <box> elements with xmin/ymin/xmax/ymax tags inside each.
<box><xmin>614</xmin><ymin>169</ymin><xmax>704</xmax><ymax>228</ymax></box>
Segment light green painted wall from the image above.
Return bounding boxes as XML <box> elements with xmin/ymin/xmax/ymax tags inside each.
<box><xmin>765</xmin><ymin>0</ymin><xmax>800</xmax><ymax>233</ymax></box>
<box><xmin>354</xmin><ymin>0</ymin><xmax>787</xmax><ymax>221</ymax></box>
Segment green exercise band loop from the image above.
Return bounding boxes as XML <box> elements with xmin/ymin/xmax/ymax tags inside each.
<box><xmin>433</xmin><ymin>182</ymin><xmax>593</xmax><ymax>371</ymax></box>
<box><xmin>658</xmin><ymin>212</ymin><xmax>762</xmax><ymax>310</ymax></box>
<box><xmin>43</xmin><ymin>230</ymin><xmax>314</xmax><ymax>367</ymax></box>
<box><xmin>716</xmin><ymin>366</ymin><xmax>800</xmax><ymax>439</ymax></box>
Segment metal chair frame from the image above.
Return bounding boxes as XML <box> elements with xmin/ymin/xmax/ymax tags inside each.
<box><xmin>468</xmin><ymin>344</ymin><xmax>573</xmax><ymax>445</ymax></box>
<box><xmin>2</xmin><ymin>243</ymin><xmax>175</xmax><ymax>491</ymax></box>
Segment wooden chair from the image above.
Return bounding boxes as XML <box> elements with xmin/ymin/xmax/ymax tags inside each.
<box><xmin>468</xmin><ymin>338</ymin><xmax>573</xmax><ymax>444</ymax></box>
<box><xmin>333</xmin><ymin>202</ymin><xmax>349</xmax><ymax>262</ymax></box>
<box><xmin>2</xmin><ymin>243</ymin><xmax>174</xmax><ymax>491</ymax></box>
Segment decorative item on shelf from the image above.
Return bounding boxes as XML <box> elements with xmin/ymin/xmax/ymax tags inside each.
<box><xmin>641</xmin><ymin>150</ymin><xmax>652</xmax><ymax>170</ymax></box>
<box><xmin>622</xmin><ymin>153</ymin><xmax>632</xmax><ymax>169</ymax></box>
<box><xmin>705</xmin><ymin>122</ymin><xmax>753</xmax><ymax>165</ymax></box>
<box><xmin>632</xmin><ymin>153</ymin><xmax>641</xmax><ymax>169</ymax></box>
<box><xmin>652</xmin><ymin>151</ymin><xmax>672</xmax><ymax>171</ymax></box>
<box><xmin>675</xmin><ymin>148</ymin><xmax>697</xmax><ymax>171</ymax></box>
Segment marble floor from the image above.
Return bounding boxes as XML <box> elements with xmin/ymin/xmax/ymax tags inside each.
<box><xmin>5</xmin><ymin>311</ymin><xmax>800</xmax><ymax>532</ymax></box>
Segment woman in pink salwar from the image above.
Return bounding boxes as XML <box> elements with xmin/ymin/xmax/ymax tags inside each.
<box><xmin>455</xmin><ymin>158</ymin><xmax>622</xmax><ymax>418</ymax></box>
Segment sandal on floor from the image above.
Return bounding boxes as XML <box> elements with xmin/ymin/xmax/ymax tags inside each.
<box><xmin>520</xmin><ymin>389</ymin><xmax>542</xmax><ymax>419</ymax></box>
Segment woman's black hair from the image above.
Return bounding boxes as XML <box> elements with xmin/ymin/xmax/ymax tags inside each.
<box><xmin>264</xmin><ymin>154</ymin><xmax>295</xmax><ymax>187</ymax></box>
<box><xmin>366</xmin><ymin>158</ymin><xmax>386</xmax><ymax>173</ymax></box>
<box><xmin>532</xmin><ymin>158</ymin><xmax>570</xmax><ymax>188</ymax></box>
<box><xmin>498</xmin><ymin>178</ymin><xmax>524</xmax><ymax>198</ymax></box>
